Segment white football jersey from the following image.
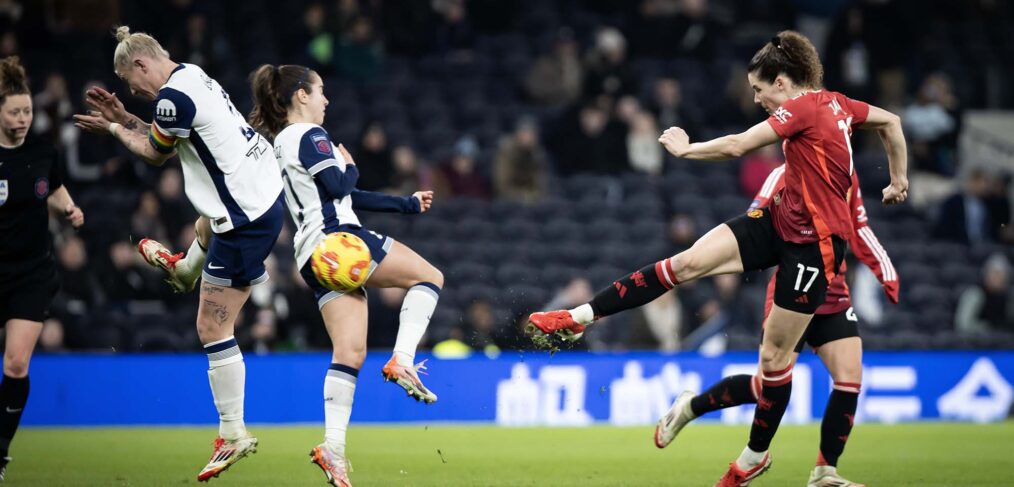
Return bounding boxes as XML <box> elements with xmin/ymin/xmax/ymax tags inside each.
<box><xmin>273</xmin><ymin>123</ymin><xmax>362</xmax><ymax>267</ymax></box>
<box><xmin>149</xmin><ymin>63</ymin><xmax>282</xmax><ymax>233</ymax></box>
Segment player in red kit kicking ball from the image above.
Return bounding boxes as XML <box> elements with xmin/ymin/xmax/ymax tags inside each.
<box><xmin>527</xmin><ymin>30</ymin><xmax>909</xmax><ymax>486</ymax></box>
<box><xmin>654</xmin><ymin>164</ymin><xmax>899</xmax><ymax>487</ymax></box>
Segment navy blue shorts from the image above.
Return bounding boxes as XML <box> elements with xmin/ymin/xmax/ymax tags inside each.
<box><xmin>202</xmin><ymin>198</ymin><xmax>284</xmax><ymax>288</ymax></box>
<box><xmin>299</xmin><ymin>225</ymin><xmax>395</xmax><ymax>308</ymax></box>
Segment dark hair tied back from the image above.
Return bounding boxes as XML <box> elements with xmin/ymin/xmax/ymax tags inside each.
<box><xmin>0</xmin><ymin>56</ymin><xmax>30</xmax><ymax>106</ymax></box>
<box><xmin>748</xmin><ymin>31</ymin><xmax>823</xmax><ymax>89</ymax></box>
<box><xmin>248</xmin><ymin>64</ymin><xmax>315</xmax><ymax>141</ymax></box>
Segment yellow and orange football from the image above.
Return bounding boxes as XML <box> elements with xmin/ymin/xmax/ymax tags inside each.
<box><xmin>310</xmin><ymin>232</ymin><xmax>372</xmax><ymax>293</ymax></box>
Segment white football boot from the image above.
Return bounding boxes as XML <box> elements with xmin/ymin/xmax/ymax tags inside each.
<box><xmin>655</xmin><ymin>390</ymin><xmax>697</xmax><ymax>448</ymax></box>
<box><xmin>196</xmin><ymin>435</ymin><xmax>258</xmax><ymax>482</ymax></box>
<box><xmin>807</xmin><ymin>466</ymin><xmax>865</xmax><ymax>487</ymax></box>
<box><xmin>137</xmin><ymin>238</ymin><xmax>199</xmax><ymax>293</ymax></box>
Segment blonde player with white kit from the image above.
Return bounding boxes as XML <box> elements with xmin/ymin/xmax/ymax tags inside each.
<box><xmin>74</xmin><ymin>27</ymin><xmax>283</xmax><ymax>481</ymax></box>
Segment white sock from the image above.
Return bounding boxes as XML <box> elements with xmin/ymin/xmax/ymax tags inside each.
<box><xmin>324</xmin><ymin>364</ymin><xmax>357</xmax><ymax>457</ymax></box>
<box><xmin>393</xmin><ymin>282</ymin><xmax>441</xmax><ymax>367</ymax></box>
<box><xmin>736</xmin><ymin>445</ymin><xmax>767</xmax><ymax>470</ymax></box>
<box><xmin>205</xmin><ymin>336</ymin><xmax>246</xmax><ymax>440</ymax></box>
<box><xmin>568</xmin><ymin>303</ymin><xmax>595</xmax><ymax>325</ymax></box>
<box><xmin>178</xmin><ymin>238</ymin><xmax>207</xmax><ymax>284</ymax></box>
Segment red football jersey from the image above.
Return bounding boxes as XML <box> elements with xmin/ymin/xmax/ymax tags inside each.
<box><xmin>752</xmin><ymin>167</ymin><xmax>897</xmax><ymax>317</ymax></box>
<box><xmin>765</xmin><ymin>90</ymin><xmax>870</xmax><ymax>245</ymax></box>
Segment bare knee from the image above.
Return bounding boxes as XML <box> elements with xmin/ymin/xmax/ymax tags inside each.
<box><xmin>759</xmin><ymin>343</ymin><xmax>794</xmax><ymax>372</ymax></box>
<box><xmin>3</xmin><ymin>355</ymin><xmax>30</xmax><ymax>378</ymax></box>
<box><xmin>333</xmin><ymin>343</ymin><xmax>366</xmax><ymax>369</ymax></box>
<box><xmin>669</xmin><ymin>252</ymin><xmax>699</xmax><ymax>282</ymax></box>
<box><xmin>830</xmin><ymin>362</ymin><xmax>863</xmax><ymax>385</ymax></box>
<box><xmin>196</xmin><ymin>314</ymin><xmax>231</xmax><ymax>344</ymax></box>
<box><xmin>407</xmin><ymin>264</ymin><xmax>443</xmax><ymax>289</ymax></box>
<box><xmin>426</xmin><ymin>266</ymin><xmax>444</xmax><ymax>289</ymax></box>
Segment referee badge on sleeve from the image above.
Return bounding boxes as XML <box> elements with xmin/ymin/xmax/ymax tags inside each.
<box><xmin>0</xmin><ymin>180</ymin><xmax>7</xmax><ymax>206</ymax></box>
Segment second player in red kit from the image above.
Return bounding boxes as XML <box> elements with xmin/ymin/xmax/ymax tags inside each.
<box><xmin>527</xmin><ymin>30</ymin><xmax>908</xmax><ymax>486</ymax></box>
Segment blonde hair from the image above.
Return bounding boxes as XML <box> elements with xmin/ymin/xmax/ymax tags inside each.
<box><xmin>112</xmin><ymin>25</ymin><xmax>169</xmax><ymax>69</ymax></box>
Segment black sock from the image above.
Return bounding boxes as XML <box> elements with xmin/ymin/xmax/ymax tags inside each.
<box><xmin>819</xmin><ymin>384</ymin><xmax>860</xmax><ymax>467</ymax></box>
<box><xmin>0</xmin><ymin>375</ymin><xmax>29</xmax><ymax>458</ymax></box>
<box><xmin>690</xmin><ymin>374</ymin><xmax>757</xmax><ymax>416</ymax></box>
<box><xmin>748</xmin><ymin>365</ymin><xmax>792</xmax><ymax>452</ymax></box>
<box><xmin>589</xmin><ymin>259</ymin><xmax>677</xmax><ymax>318</ymax></box>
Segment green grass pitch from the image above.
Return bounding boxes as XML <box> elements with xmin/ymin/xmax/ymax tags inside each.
<box><xmin>7</xmin><ymin>423</ymin><xmax>1012</xmax><ymax>486</ymax></box>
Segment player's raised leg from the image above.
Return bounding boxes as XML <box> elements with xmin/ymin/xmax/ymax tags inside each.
<box><xmin>366</xmin><ymin>241</ymin><xmax>443</xmax><ymax>403</ymax></box>
<box><xmin>528</xmin><ymin>222</ymin><xmax>743</xmax><ymax>341</ymax></box>
<box><xmin>196</xmin><ymin>281</ymin><xmax>257</xmax><ymax>482</ymax></box>
<box><xmin>809</xmin><ymin>337</ymin><xmax>864</xmax><ymax>487</ymax></box>
<box><xmin>137</xmin><ymin>216</ymin><xmax>211</xmax><ymax>293</ymax></box>
<box><xmin>309</xmin><ymin>291</ymin><xmax>367</xmax><ymax>487</ymax></box>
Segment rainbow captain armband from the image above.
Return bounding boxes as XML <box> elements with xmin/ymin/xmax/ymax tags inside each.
<box><xmin>149</xmin><ymin>123</ymin><xmax>177</xmax><ymax>154</ymax></box>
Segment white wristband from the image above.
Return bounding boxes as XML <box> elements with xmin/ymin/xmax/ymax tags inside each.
<box><xmin>108</xmin><ymin>122</ymin><xmax>121</xmax><ymax>137</ymax></box>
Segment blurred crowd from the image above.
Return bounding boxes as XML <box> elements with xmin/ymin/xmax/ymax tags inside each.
<box><xmin>3</xmin><ymin>0</ymin><xmax>1013</xmax><ymax>354</ymax></box>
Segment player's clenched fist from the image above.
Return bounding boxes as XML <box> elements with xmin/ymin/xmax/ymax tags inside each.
<box><xmin>881</xmin><ymin>180</ymin><xmax>908</xmax><ymax>205</ymax></box>
<box><xmin>658</xmin><ymin>127</ymin><xmax>690</xmax><ymax>158</ymax></box>
<box><xmin>413</xmin><ymin>191</ymin><xmax>434</xmax><ymax>213</ymax></box>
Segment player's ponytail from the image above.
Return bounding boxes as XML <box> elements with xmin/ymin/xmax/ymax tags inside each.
<box><xmin>112</xmin><ymin>25</ymin><xmax>170</xmax><ymax>70</ymax></box>
<box><xmin>0</xmin><ymin>56</ymin><xmax>29</xmax><ymax>106</ymax></box>
<box><xmin>249</xmin><ymin>64</ymin><xmax>314</xmax><ymax>141</ymax></box>
<box><xmin>748</xmin><ymin>30</ymin><xmax>823</xmax><ymax>89</ymax></box>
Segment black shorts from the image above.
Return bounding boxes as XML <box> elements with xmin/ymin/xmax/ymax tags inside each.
<box><xmin>794</xmin><ymin>306</ymin><xmax>861</xmax><ymax>352</ymax></box>
<box><xmin>727</xmin><ymin>207</ymin><xmax>846</xmax><ymax>314</ymax></box>
<box><xmin>0</xmin><ymin>257</ymin><xmax>59</xmax><ymax>324</ymax></box>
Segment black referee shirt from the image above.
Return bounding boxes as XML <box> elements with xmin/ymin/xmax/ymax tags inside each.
<box><xmin>0</xmin><ymin>135</ymin><xmax>63</xmax><ymax>268</ymax></box>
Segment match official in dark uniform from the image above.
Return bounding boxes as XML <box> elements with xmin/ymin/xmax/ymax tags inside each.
<box><xmin>0</xmin><ymin>56</ymin><xmax>83</xmax><ymax>479</ymax></box>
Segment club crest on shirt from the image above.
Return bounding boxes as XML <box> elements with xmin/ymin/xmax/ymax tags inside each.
<box><xmin>0</xmin><ymin>179</ymin><xmax>7</xmax><ymax>206</ymax></box>
<box><xmin>35</xmin><ymin>177</ymin><xmax>49</xmax><ymax>199</ymax></box>
<box><xmin>311</xmin><ymin>134</ymin><xmax>332</xmax><ymax>156</ymax></box>
<box><xmin>773</xmin><ymin>106</ymin><xmax>792</xmax><ymax>124</ymax></box>
<box><xmin>747</xmin><ymin>209</ymin><xmax>763</xmax><ymax>219</ymax></box>
<box><xmin>155</xmin><ymin>99</ymin><xmax>177</xmax><ymax>123</ymax></box>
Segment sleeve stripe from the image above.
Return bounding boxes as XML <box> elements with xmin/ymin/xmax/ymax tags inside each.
<box><xmin>862</xmin><ymin>226</ymin><xmax>896</xmax><ymax>281</ymax></box>
<box><xmin>858</xmin><ymin>227</ymin><xmax>896</xmax><ymax>281</ymax></box>
<box><xmin>759</xmin><ymin>165</ymin><xmax>786</xmax><ymax>198</ymax></box>
<box><xmin>857</xmin><ymin>227</ymin><xmax>890</xmax><ymax>280</ymax></box>
<box><xmin>307</xmin><ymin>159</ymin><xmax>340</xmax><ymax>176</ymax></box>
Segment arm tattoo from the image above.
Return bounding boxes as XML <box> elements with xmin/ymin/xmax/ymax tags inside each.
<box><xmin>124</xmin><ymin>114</ymin><xmax>149</xmax><ymax>134</ymax></box>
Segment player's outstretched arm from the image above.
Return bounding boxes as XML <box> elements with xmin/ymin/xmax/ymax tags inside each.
<box><xmin>349</xmin><ymin>189</ymin><xmax>431</xmax><ymax>214</ymax></box>
<box><xmin>73</xmin><ymin>111</ymin><xmax>173</xmax><ymax>167</ymax></box>
<box><xmin>859</xmin><ymin>105</ymin><xmax>908</xmax><ymax>205</ymax></box>
<box><xmin>659</xmin><ymin>121</ymin><xmax>780</xmax><ymax>161</ymax></box>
